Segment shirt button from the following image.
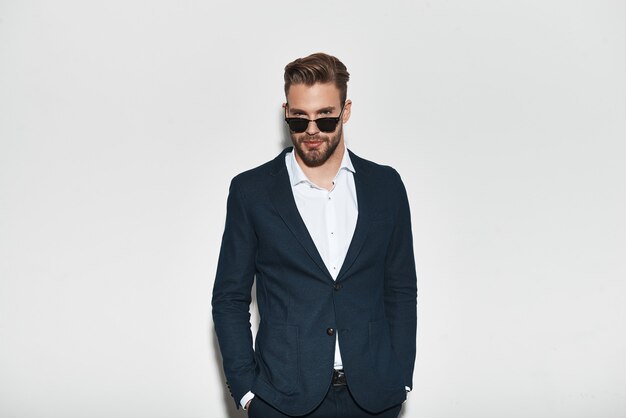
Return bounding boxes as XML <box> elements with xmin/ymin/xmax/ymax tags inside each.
<box><xmin>327</xmin><ymin>328</ymin><xmax>335</xmax><ymax>336</ymax></box>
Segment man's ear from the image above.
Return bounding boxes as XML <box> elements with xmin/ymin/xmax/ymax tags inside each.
<box><xmin>342</xmin><ymin>100</ymin><xmax>352</xmax><ymax>124</ymax></box>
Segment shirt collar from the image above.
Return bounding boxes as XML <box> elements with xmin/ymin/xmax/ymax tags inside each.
<box><xmin>288</xmin><ymin>143</ymin><xmax>355</xmax><ymax>187</ymax></box>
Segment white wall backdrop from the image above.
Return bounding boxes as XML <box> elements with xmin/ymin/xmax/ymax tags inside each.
<box><xmin>1</xmin><ymin>1</ymin><xmax>625</xmax><ymax>417</ymax></box>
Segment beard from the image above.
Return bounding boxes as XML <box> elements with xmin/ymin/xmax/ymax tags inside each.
<box><xmin>290</xmin><ymin>124</ymin><xmax>343</xmax><ymax>168</ymax></box>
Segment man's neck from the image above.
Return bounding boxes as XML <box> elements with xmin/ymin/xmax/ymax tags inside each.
<box><xmin>295</xmin><ymin>142</ymin><xmax>345</xmax><ymax>191</ymax></box>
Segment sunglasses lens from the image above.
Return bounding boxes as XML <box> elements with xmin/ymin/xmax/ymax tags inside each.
<box><xmin>316</xmin><ymin>118</ymin><xmax>339</xmax><ymax>133</ymax></box>
<box><xmin>285</xmin><ymin>116</ymin><xmax>340</xmax><ymax>133</ymax></box>
<box><xmin>287</xmin><ymin>119</ymin><xmax>308</xmax><ymax>133</ymax></box>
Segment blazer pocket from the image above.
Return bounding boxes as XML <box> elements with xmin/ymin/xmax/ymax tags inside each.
<box><xmin>368</xmin><ymin>320</ymin><xmax>404</xmax><ymax>390</ymax></box>
<box><xmin>256</xmin><ymin>323</ymin><xmax>300</xmax><ymax>395</ymax></box>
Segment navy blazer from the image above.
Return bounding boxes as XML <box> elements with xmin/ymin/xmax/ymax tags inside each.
<box><xmin>212</xmin><ymin>147</ymin><xmax>417</xmax><ymax>415</ymax></box>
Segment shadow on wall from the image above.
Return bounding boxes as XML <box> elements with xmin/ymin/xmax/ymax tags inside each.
<box><xmin>280</xmin><ymin>108</ymin><xmax>292</xmax><ymax>150</ymax></box>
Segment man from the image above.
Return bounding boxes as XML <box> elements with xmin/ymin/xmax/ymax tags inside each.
<box><xmin>212</xmin><ymin>52</ymin><xmax>417</xmax><ymax>418</ymax></box>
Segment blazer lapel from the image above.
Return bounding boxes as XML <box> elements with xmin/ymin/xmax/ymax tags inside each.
<box><xmin>336</xmin><ymin>150</ymin><xmax>374</xmax><ymax>282</ymax></box>
<box><xmin>267</xmin><ymin>149</ymin><xmax>334</xmax><ymax>281</ymax></box>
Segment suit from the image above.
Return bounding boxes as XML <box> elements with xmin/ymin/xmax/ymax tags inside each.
<box><xmin>212</xmin><ymin>147</ymin><xmax>417</xmax><ymax>416</ymax></box>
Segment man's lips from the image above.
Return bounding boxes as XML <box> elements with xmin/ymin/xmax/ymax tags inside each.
<box><xmin>303</xmin><ymin>140</ymin><xmax>324</xmax><ymax>148</ymax></box>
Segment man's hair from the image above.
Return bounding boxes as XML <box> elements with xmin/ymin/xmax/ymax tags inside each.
<box><xmin>284</xmin><ymin>52</ymin><xmax>350</xmax><ymax>104</ymax></box>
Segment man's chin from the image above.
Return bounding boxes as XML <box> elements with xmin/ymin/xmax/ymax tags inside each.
<box><xmin>298</xmin><ymin>150</ymin><xmax>327</xmax><ymax>167</ymax></box>
<box><xmin>292</xmin><ymin>134</ymin><xmax>339</xmax><ymax>167</ymax></box>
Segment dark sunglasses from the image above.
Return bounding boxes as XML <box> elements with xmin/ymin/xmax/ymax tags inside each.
<box><xmin>284</xmin><ymin>105</ymin><xmax>345</xmax><ymax>133</ymax></box>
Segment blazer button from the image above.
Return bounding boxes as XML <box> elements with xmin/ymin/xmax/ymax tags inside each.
<box><xmin>327</xmin><ymin>328</ymin><xmax>335</xmax><ymax>336</ymax></box>
<box><xmin>333</xmin><ymin>283</ymin><xmax>343</xmax><ymax>291</ymax></box>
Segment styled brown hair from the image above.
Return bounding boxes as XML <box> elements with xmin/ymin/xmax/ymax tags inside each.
<box><xmin>284</xmin><ymin>52</ymin><xmax>350</xmax><ymax>104</ymax></box>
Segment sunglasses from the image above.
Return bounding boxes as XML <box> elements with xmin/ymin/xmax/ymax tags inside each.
<box><xmin>284</xmin><ymin>105</ymin><xmax>345</xmax><ymax>133</ymax></box>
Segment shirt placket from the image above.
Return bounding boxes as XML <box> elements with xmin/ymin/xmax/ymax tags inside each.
<box><xmin>326</xmin><ymin>183</ymin><xmax>339</xmax><ymax>280</ymax></box>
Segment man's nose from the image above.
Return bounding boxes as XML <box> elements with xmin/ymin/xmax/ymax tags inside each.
<box><xmin>305</xmin><ymin>120</ymin><xmax>320</xmax><ymax>135</ymax></box>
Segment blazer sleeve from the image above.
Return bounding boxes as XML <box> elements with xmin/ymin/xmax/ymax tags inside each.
<box><xmin>211</xmin><ymin>177</ymin><xmax>258</xmax><ymax>409</ymax></box>
<box><xmin>384</xmin><ymin>169</ymin><xmax>418</xmax><ymax>390</ymax></box>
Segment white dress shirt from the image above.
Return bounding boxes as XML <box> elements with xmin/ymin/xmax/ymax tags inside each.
<box><xmin>286</xmin><ymin>145</ymin><xmax>359</xmax><ymax>285</ymax></box>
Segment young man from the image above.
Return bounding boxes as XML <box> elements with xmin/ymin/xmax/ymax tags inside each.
<box><xmin>212</xmin><ymin>53</ymin><xmax>417</xmax><ymax>418</ymax></box>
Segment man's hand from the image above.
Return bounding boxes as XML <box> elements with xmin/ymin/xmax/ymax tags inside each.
<box><xmin>245</xmin><ymin>399</ymin><xmax>252</xmax><ymax>411</ymax></box>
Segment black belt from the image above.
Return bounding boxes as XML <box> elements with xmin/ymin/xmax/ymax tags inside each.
<box><xmin>332</xmin><ymin>369</ymin><xmax>347</xmax><ymax>386</ymax></box>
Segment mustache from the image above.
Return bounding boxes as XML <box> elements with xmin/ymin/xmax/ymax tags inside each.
<box><xmin>298</xmin><ymin>135</ymin><xmax>327</xmax><ymax>142</ymax></box>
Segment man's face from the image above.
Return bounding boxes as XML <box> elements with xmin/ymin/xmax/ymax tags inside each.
<box><xmin>285</xmin><ymin>82</ymin><xmax>351</xmax><ymax>167</ymax></box>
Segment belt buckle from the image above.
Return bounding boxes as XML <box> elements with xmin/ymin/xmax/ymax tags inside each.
<box><xmin>332</xmin><ymin>369</ymin><xmax>346</xmax><ymax>386</ymax></box>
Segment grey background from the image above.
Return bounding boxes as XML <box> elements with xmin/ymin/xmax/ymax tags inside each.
<box><xmin>1</xmin><ymin>1</ymin><xmax>625</xmax><ymax>417</ymax></box>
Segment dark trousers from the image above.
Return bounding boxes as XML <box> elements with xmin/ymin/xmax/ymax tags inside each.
<box><xmin>247</xmin><ymin>386</ymin><xmax>403</xmax><ymax>418</ymax></box>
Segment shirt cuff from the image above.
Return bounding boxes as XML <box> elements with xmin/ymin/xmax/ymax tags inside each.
<box><xmin>405</xmin><ymin>386</ymin><xmax>411</xmax><ymax>392</ymax></box>
<box><xmin>240</xmin><ymin>391</ymin><xmax>255</xmax><ymax>410</ymax></box>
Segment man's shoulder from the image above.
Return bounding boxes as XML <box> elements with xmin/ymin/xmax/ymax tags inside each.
<box><xmin>347</xmin><ymin>148</ymin><xmax>402</xmax><ymax>182</ymax></box>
